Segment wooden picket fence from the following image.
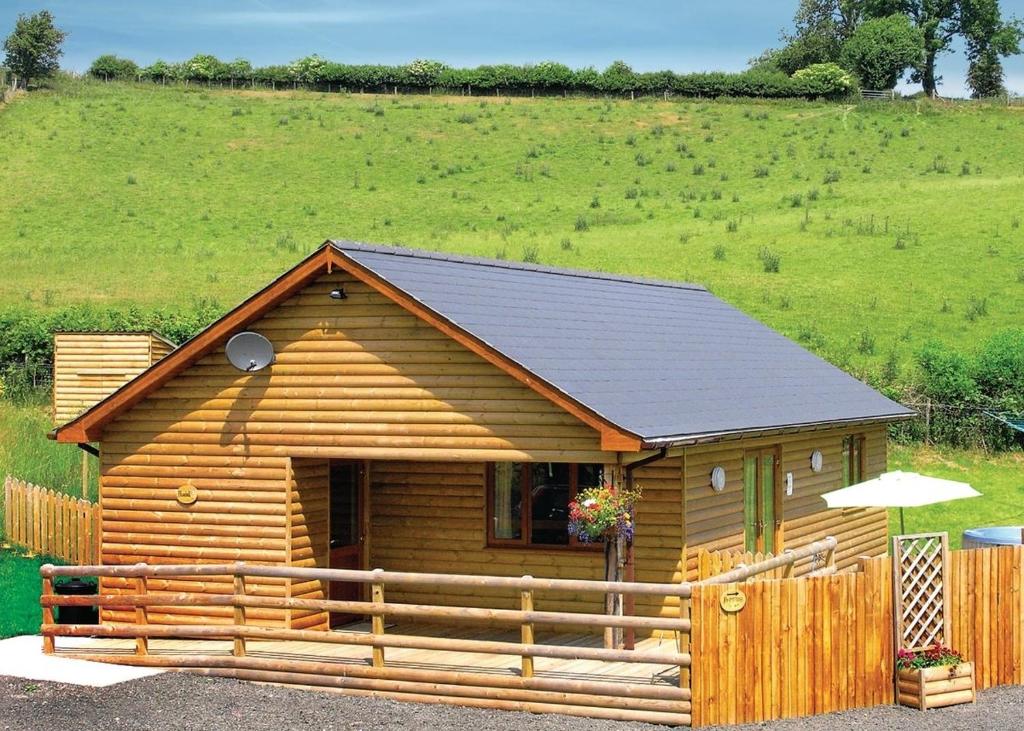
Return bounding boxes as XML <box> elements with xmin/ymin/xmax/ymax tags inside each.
<box><xmin>3</xmin><ymin>475</ymin><xmax>99</xmax><ymax>565</ymax></box>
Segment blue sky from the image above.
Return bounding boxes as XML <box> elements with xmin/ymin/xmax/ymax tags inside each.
<box><xmin>4</xmin><ymin>1</ymin><xmax>1023</xmax><ymax>97</ymax></box>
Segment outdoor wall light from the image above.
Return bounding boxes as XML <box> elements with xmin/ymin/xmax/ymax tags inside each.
<box><xmin>810</xmin><ymin>449</ymin><xmax>824</xmax><ymax>473</ymax></box>
<box><xmin>710</xmin><ymin>466</ymin><xmax>726</xmax><ymax>492</ymax></box>
<box><xmin>329</xmin><ymin>287</ymin><xmax>347</xmax><ymax>300</ymax></box>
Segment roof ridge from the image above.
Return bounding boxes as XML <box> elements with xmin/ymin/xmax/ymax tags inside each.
<box><xmin>327</xmin><ymin>240</ymin><xmax>707</xmax><ymax>292</ymax></box>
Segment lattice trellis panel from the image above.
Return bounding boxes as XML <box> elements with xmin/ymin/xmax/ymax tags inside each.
<box><xmin>892</xmin><ymin>532</ymin><xmax>951</xmax><ymax>652</ymax></box>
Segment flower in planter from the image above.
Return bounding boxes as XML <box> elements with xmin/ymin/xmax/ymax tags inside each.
<box><xmin>896</xmin><ymin>644</ymin><xmax>965</xmax><ymax>671</ymax></box>
<box><xmin>567</xmin><ymin>483</ymin><xmax>641</xmax><ymax>543</ymax></box>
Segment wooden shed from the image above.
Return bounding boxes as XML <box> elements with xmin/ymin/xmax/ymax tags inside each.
<box><xmin>52</xmin><ymin>331</ymin><xmax>175</xmax><ymax>424</ymax></box>
<box><xmin>51</xmin><ymin>241</ymin><xmax>913</xmax><ymax>631</ymax></box>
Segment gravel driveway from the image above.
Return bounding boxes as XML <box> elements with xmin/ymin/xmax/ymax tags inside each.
<box><xmin>1</xmin><ymin>672</ymin><xmax>1020</xmax><ymax>731</ymax></box>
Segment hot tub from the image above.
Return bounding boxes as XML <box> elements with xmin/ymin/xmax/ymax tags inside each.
<box><xmin>962</xmin><ymin>526</ymin><xmax>1024</xmax><ymax>549</ymax></box>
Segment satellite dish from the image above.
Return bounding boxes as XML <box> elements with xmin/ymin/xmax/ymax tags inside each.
<box><xmin>225</xmin><ymin>332</ymin><xmax>275</xmax><ymax>372</ymax></box>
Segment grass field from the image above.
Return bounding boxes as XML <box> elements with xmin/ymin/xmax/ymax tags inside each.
<box><xmin>0</xmin><ymin>548</ymin><xmax>50</xmax><ymax>639</ymax></box>
<box><xmin>889</xmin><ymin>444</ymin><xmax>1024</xmax><ymax>548</ymax></box>
<box><xmin>1</xmin><ymin>79</ymin><xmax>1023</xmax><ymax>375</ymax></box>
<box><xmin>0</xmin><ymin>401</ymin><xmax>97</xmax><ymax>507</ymax></box>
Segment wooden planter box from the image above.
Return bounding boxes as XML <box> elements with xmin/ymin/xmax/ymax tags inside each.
<box><xmin>897</xmin><ymin>662</ymin><xmax>976</xmax><ymax>710</ymax></box>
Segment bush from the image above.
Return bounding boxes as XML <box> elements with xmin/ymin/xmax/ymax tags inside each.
<box><xmin>792</xmin><ymin>63</ymin><xmax>855</xmax><ymax>96</ymax></box>
<box><xmin>88</xmin><ymin>54</ymin><xmax>138</xmax><ymax>80</ymax></box>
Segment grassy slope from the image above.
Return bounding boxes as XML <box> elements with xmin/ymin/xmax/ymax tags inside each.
<box><xmin>0</xmin><ymin>402</ymin><xmax>96</xmax><ymax>505</ymax></box>
<box><xmin>0</xmin><ymin>80</ymin><xmax>1022</xmax><ymax>374</ymax></box>
<box><xmin>889</xmin><ymin>444</ymin><xmax>1024</xmax><ymax>548</ymax></box>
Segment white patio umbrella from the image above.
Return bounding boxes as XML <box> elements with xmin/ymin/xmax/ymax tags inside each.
<box><xmin>820</xmin><ymin>471</ymin><xmax>981</xmax><ymax>535</ymax></box>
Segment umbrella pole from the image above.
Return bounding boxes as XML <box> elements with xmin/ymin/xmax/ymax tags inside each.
<box><xmin>899</xmin><ymin>507</ymin><xmax>906</xmax><ymax>535</ymax></box>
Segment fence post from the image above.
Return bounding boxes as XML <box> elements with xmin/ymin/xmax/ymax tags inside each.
<box><xmin>521</xmin><ymin>577</ymin><xmax>535</xmax><ymax>678</ymax></box>
<box><xmin>41</xmin><ymin>569</ymin><xmax>55</xmax><ymax>654</ymax></box>
<box><xmin>233</xmin><ymin>562</ymin><xmax>246</xmax><ymax>657</ymax></box>
<box><xmin>3</xmin><ymin>476</ymin><xmax>10</xmax><ymax>541</ymax></box>
<box><xmin>371</xmin><ymin>568</ymin><xmax>385</xmax><ymax>668</ymax></box>
<box><xmin>135</xmin><ymin>563</ymin><xmax>149</xmax><ymax>656</ymax></box>
<box><xmin>678</xmin><ymin>593</ymin><xmax>691</xmax><ymax>689</ymax></box>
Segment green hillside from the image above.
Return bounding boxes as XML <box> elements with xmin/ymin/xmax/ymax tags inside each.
<box><xmin>2</xmin><ymin>79</ymin><xmax>1023</xmax><ymax>373</ymax></box>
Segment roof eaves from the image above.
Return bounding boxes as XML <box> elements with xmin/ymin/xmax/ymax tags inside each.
<box><xmin>642</xmin><ymin>410</ymin><xmax>917</xmax><ymax>449</ymax></box>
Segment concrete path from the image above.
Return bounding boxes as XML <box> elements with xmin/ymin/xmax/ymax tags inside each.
<box><xmin>0</xmin><ymin>635</ymin><xmax>164</xmax><ymax>687</ymax></box>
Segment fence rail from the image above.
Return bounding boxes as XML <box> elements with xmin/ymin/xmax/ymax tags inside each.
<box><xmin>41</xmin><ymin>561</ymin><xmax>694</xmax><ymax>726</ymax></box>
<box><xmin>3</xmin><ymin>476</ymin><xmax>99</xmax><ymax>564</ymax></box>
<box><xmin>695</xmin><ymin>536</ymin><xmax>837</xmax><ymax>584</ymax></box>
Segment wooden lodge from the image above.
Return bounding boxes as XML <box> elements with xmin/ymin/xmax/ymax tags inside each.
<box><xmin>45</xmin><ymin>241</ymin><xmax>916</xmax><ymax>723</ymax></box>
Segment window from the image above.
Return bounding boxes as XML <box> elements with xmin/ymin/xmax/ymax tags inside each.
<box><xmin>743</xmin><ymin>448</ymin><xmax>779</xmax><ymax>554</ymax></box>
<box><xmin>487</xmin><ymin>462</ymin><xmax>604</xmax><ymax>548</ymax></box>
<box><xmin>841</xmin><ymin>435</ymin><xmax>865</xmax><ymax>487</ymax></box>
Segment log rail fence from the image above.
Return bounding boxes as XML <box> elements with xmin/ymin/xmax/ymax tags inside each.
<box><xmin>41</xmin><ymin>562</ymin><xmax>695</xmax><ymax>726</ymax></box>
<box><xmin>36</xmin><ymin>537</ymin><xmax>1024</xmax><ymax>727</ymax></box>
<box><xmin>3</xmin><ymin>475</ymin><xmax>99</xmax><ymax>565</ymax></box>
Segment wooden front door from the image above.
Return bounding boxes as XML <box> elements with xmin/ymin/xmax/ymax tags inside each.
<box><xmin>743</xmin><ymin>447</ymin><xmax>781</xmax><ymax>554</ymax></box>
<box><xmin>329</xmin><ymin>460</ymin><xmax>365</xmax><ymax>627</ymax></box>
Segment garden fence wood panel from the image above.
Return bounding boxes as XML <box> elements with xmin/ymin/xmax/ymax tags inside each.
<box><xmin>696</xmin><ymin>548</ymin><xmax>785</xmax><ymax>581</ymax></box>
<box><xmin>690</xmin><ymin>556</ymin><xmax>894</xmax><ymax>726</ymax></box>
<box><xmin>948</xmin><ymin>545</ymin><xmax>1024</xmax><ymax>691</ymax></box>
<box><xmin>3</xmin><ymin>476</ymin><xmax>99</xmax><ymax>565</ymax></box>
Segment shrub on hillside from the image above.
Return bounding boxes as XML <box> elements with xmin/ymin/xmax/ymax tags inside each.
<box><xmin>88</xmin><ymin>54</ymin><xmax>138</xmax><ymax>80</ymax></box>
<box><xmin>792</xmin><ymin>63</ymin><xmax>855</xmax><ymax>96</ymax></box>
<box><xmin>906</xmin><ymin>330</ymin><xmax>1024</xmax><ymax>448</ymax></box>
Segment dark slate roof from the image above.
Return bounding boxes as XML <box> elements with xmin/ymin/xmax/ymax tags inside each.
<box><xmin>330</xmin><ymin>240</ymin><xmax>914</xmax><ymax>444</ymax></box>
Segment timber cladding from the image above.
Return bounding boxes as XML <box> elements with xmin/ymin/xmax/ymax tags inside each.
<box><xmin>52</xmin><ymin>332</ymin><xmax>174</xmax><ymax>425</ymax></box>
<box><xmin>93</xmin><ymin>267</ymin><xmax>891</xmax><ymax>628</ymax></box>
<box><xmin>681</xmin><ymin>425</ymin><xmax>888</xmax><ymax>579</ymax></box>
<box><xmin>96</xmin><ymin>271</ymin><xmax>606</xmax><ymax>625</ymax></box>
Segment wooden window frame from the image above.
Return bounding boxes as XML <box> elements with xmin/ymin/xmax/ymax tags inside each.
<box><xmin>842</xmin><ymin>434</ymin><xmax>866</xmax><ymax>487</ymax></box>
<box><xmin>486</xmin><ymin>463</ymin><xmax>603</xmax><ymax>551</ymax></box>
<box><xmin>742</xmin><ymin>446</ymin><xmax>782</xmax><ymax>555</ymax></box>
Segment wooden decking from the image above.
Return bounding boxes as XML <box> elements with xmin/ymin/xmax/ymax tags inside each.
<box><xmin>55</xmin><ymin>621</ymin><xmax>682</xmax><ymax>687</ymax></box>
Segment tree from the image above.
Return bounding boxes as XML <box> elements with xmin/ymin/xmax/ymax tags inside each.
<box><xmin>3</xmin><ymin>11</ymin><xmax>67</xmax><ymax>88</ymax></box>
<box><xmin>88</xmin><ymin>54</ymin><xmax>139</xmax><ymax>81</ymax></box>
<box><xmin>960</xmin><ymin>0</ymin><xmax>1023</xmax><ymax>97</ymax></box>
<box><xmin>755</xmin><ymin>0</ymin><xmax>865</xmax><ymax>74</ymax></box>
<box><xmin>841</xmin><ymin>14</ymin><xmax>924</xmax><ymax>88</ymax></box>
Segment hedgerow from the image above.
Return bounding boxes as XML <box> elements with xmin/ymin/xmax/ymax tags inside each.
<box><xmin>91</xmin><ymin>55</ymin><xmax>853</xmax><ymax>100</ymax></box>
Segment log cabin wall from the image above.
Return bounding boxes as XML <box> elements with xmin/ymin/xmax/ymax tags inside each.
<box><xmin>289</xmin><ymin>458</ymin><xmax>330</xmax><ymax>630</ymax></box>
<box><xmin>53</xmin><ymin>332</ymin><xmax>174</xmax><ymax>424</ymax></box>
<box><xmin>96</xmin><ymin>270</ymin><xmax>607</xmax><ymax>626</ymax></box>
<box><xmin>680</xmin><ymin>423</ymin><xmax>889</xmax><ymax>579</ymax></box>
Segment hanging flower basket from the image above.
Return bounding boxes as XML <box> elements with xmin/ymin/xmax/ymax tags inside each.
<box><xmin>568</xmin><ymin>483</ymin><xmax>641</xmax><ymax>649</ymax></box>
<box><xmin>567</xmin><ymin>483</ymin><xmax>641</xmax><ymax>544</ymax></box>
<box><xmin>896</xmin><ymin>645</ymin><xmax>975</xmax><ymax>710</ymax></box>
